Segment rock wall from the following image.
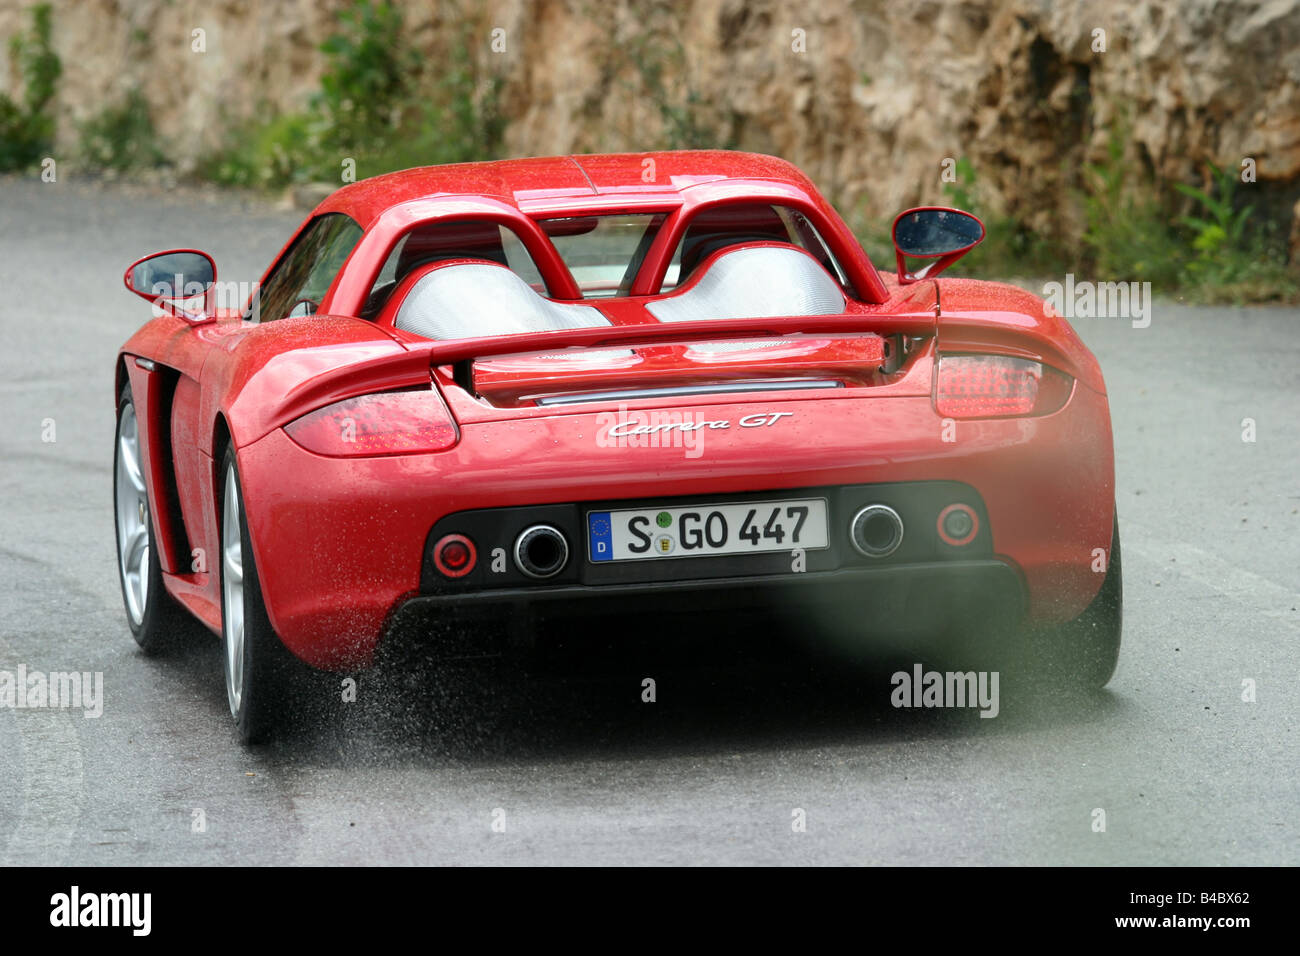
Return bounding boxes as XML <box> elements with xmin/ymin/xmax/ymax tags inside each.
<box><xmin>2</xmin><ymin>0</ymin><xmax>1296</xmax><ymax>239</ymax></box>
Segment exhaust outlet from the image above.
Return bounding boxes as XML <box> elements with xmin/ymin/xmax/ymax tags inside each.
<box><xmin>514</xmin><ymin>524</ymin><xmax>570</xmax><ymax>579</ymax></box>
<box><xmin>850</xmin><ymin>504</ymin><xmax>904</xmax><ymax>558</ymax></box>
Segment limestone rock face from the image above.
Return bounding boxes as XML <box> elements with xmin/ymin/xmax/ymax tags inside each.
<box><xmin>2</xmin><ymin>0</ymin><xmax>1295</xmax><ymax>237</ymax></box>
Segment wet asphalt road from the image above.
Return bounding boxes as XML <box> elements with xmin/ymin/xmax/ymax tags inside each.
<box><xmin>0</xmin><ymin>176</ymin><xmax>1296</xmax><ymax>865</ymax></box>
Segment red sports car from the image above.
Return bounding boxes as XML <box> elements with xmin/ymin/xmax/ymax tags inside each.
<box><xmin>114</xmin><ymin>151</ymin><xmax>1120</xmax><ymax>742</ymax></box>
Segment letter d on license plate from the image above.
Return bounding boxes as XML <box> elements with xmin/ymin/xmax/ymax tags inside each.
<box><xmin>587</xmin><ymin>498</ymin><xmax>828</xmax><ymax>562</ymax></box>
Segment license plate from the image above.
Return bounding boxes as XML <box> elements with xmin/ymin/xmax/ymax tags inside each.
<box><xmin>587</xmin><ymin>498</ymin><xmax>829</xmax><ymax>562</ymax></box>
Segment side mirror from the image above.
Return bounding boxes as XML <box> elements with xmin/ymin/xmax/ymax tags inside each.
<box><xmin>123</xmin><ymin>249</ymin><xmax>217</xmax><ymax>321</ymax></box>
<box><xmin>891</xmin><ymin>207</ymin><xmax>984</xmax><ymax>285</ymax></box>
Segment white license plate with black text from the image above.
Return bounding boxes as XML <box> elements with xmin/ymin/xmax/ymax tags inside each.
<box><xmin>586</xmin><ymin>498</ymin><xmax>828</xmax><ymax>562</ymax></box>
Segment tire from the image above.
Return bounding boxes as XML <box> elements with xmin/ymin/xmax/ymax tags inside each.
<box><xmin>1029</xmin><ymin>512</ymin><xmax>1124</xmax><ymax>690</ymax></box>
<box><xmin>114</xmin><ymin>383</ymin><xmax>194</xmax><ymax>653</ymax></box>
<box><xmin>218</xmin><ymin>444</ymin><xmax>302</xmax><ymax>744</ymax></box>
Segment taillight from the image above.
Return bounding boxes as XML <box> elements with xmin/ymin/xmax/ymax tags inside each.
<box><xmin>284</xmin><ymin>388</ymin><xmax>458</xmax><ymax>456</ymax></box>
<box><xmin>934</xmin><ymin>354</ymin><xmax>1073</xmax><ymax>419</ymax></box>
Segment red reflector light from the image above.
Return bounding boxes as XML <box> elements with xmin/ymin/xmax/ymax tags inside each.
<box><xmin>433</xmin><ymin>534</ymin><xmax>477</xmax><ymax>578</ymax></box>
<box><xmin>284</xmin><ymin>389</ymin><xmax>458</xmax><ymax>456</ymax></box>
<box><xmin>934</xmin><ymin>355</ymin><xmax>1072</xmax><ymax>419</ymax></box>
<box><xmin>443</xmin><ymin>541</ymin><xmax>470</xmax><ymax>569</ymax></box>
<box><xmin>937</xmin><ymin>503</ymin><xmax>979</xmax><ymax>546</ymax></box>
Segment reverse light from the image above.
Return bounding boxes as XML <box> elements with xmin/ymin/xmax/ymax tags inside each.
<box><xmin>934</xmin><ymin>354</ymin><xmax>1073</xmax><ymax>419</ymax></box>
<box><xmin>284</xmin><ymin>388</ymin><xmax>458</xmax><ymax>456</ymax></box>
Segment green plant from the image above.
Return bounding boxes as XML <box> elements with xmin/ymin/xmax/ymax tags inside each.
<box><xmin>1176</xmin><ymin>162</ymin><xmax>1250</xmax><ymax>253</ymax></box>
<box><xmin>941</xmin><ymin>157</ymin><xmax>979</xmax><ymax>211</ymax></box>
<box><xmin>1173</xmin><ymin>163</ymin><xmax>1297</xmax><ymax>303</ymax></box>
<box><xmin>0</xmin><ymin>3</ymin><xmax>62</xmax><ymax>171</ymax></box>
<box><xmin>315</xmin><ymin>0</ymin><xmax>419</xmax><ymax>153</ymax></box>
<box><xmin>202</xmin><ymin>0</ymin><xmax>505</xmax><ymax>188</ymax></box>
<box><xmin>199</xmin><ymin>111</ymin><xmax>321</xmax><ymax>187</ymax></box>
<box><xmin>78</xmin><ymin>89</ymin><xmax>164</xmax><ymax>171</ymax></box>
<box><xmin>1077</xmin><ymin>127</ymin><xmax>1184</xmax><ymax>289</ymax></box>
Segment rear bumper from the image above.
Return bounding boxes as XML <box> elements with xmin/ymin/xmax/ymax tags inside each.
<box><xmin>232</xmin><ymin>386</ymin><xmax>1113</xmax><ymax>669</ymax></box>
<box><xmin>387</xmin><ymin>559</ymin><xmax>1024</xmax><ymax>634</ymax></box>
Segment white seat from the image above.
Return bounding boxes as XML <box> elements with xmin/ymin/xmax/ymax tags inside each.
<box><xmin>647</xmin><ymin>245</ymin><xmax>845</xmax><ymax>323</ymax></box>
<box><xmin>394</xmin><ymin>262</ymin><xmax>610</xmax><ymax>340</ymax></box>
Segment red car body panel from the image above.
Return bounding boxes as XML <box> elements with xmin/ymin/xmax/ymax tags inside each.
<box><xmin>116</xmin><ymin>151</ymin><xmax>1115</xmax><ymax>670</ymax></box>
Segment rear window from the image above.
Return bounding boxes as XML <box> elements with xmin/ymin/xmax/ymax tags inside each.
<box><xmin>359</xmin><ymin>206</ymin><xmax>848</xmax><ymax>315</ymax></box>
<box><xmin>361</xmin><ymin>220</ymin><xmax>545</xmax><ymax>319</ymax></box>
<box><xmin>667</xmin><ymin>203</ymin><xmax>847</xmax><ymax>290</ymax></box>
<box><xmin>536</xmin><ymin>213</ymin><xmax>670</xmax><ymax>299</ymax></box>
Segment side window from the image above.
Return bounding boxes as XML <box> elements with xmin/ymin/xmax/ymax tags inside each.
<box><xmin>253</xmin><ymin>214</ymin><xmax>362</xmax><ymax>322</ymax></box>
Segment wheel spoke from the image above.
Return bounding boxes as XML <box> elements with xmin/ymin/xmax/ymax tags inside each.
<box><xmin>227</xmin><ymin>617</ymin><xmax>243</xmax><ymax>694</ymax></box>
<box><xmin>223</xmin><ymin>542</ymin><xmax>243</xmax><ymax>583</ymax></box>
<box><xmin>118</xmin><ymin>419</ymin><xmax>146</xmax><ymax>493</ymax></box>
<box><xmin>138</xmin><ymin>543</ymin><xmax>149</xmax><ymax>608</ymax></box>
<box><xmin>126</xmin><ymin>525</ymin><xmax>149</xmax><ymax>573</ymax></box>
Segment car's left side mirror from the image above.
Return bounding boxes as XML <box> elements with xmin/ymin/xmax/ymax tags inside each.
<box><xmin>124</xmin><ymin>249</ymin><xmax>217</xmax><ymax>322</ymax></box>
<box><xmin>891</xmin><ymin>207</ymin><xmax>984</xmax><ymax>285</ymax></box>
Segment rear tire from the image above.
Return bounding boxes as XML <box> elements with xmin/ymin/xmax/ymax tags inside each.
<box><xmin>219</xmin><ymin>445</ymin><xmax>302</xmax><ymax>744</ymax></box>
<box><xmin>114</xmin><ymin>383</ymin><xmax>195</xmax><ymax>653</ymax></box>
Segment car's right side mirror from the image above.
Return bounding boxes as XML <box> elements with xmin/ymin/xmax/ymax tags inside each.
<box><xmin>891</xmin><ymin>207</ymin><xmax>984</xmax><ymax>285</ymax></box>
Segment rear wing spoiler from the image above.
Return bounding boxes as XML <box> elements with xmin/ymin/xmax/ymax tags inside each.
<box><xmin>422</xmin><ymin>312</ymin><xmax>939</xmax><ymax>392</ymax></box>
<box><xmin>243</xmin><ymin>311</ymin><xmax>937</xmax><ymax>443</ymax></box>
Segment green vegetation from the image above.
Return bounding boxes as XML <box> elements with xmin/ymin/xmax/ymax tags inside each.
<box><xmin>1077</xmin><ymin>129</ymin><xmax>1184</xmax><ymax>289</ymax></box>
<box><xmin>0</xmin><ymin>3</ymin><xmax>61</xmax><ymax>171</ymax></box>
<box><xmin>316</xmin><ymin>0</ymin><xmax>420</xmax><ymax>153</ymax></box>
<box><xmin>1081</xmin><ymin>134</ymin><xmax>1295</xmax><ymax>303</ymax></box>
<box><xmin>920</xmin><ymin>141</ymin><xmax>1297</xmax><ymax>304</ymax></box>
<box><xmin>78</xmin><ymin>89</ymin><xmax>164</xmax><ymax>171</ymax></box>
<box><xmin>201</xmin><ymin>0</ymin><xmax>504</xmax><ymax>188</ymax></box>
<box><xmin>1171</xmin><ymin>163</ymin><xmax>1297</xmax><ymax>302</ymax></box>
